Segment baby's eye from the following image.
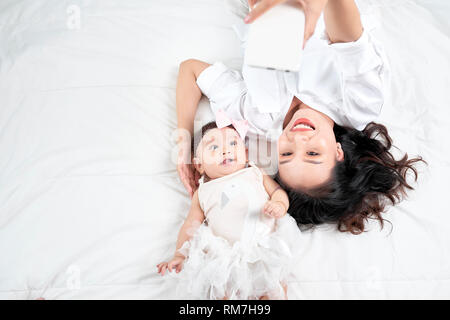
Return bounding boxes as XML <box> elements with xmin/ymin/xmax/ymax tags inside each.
<box><xmin>281</xmin><ymin>152</ymin><xmax>292</xmax><ymax>157</ymax></box>
<box><xmin>230</xmin><ymin>140</ymin><xmax>237</xmax><ymax>146</ymax></box>
<box><xmin>307</xmin><ymin>151</ymin><xmax>319</xmax><ymax>156</ymax></box>
<box><xmin>209</xmin><ymin>144</ymin><xmax>219</xmax><ymax>151</ymax></box>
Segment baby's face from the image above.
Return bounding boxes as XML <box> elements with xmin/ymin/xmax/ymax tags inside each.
<box><xmin>195</xmin><ymin>128</ymin><xmax>247</xmax><ymax>179</ymax></box>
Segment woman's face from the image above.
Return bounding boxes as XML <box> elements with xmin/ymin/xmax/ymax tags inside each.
<box><xmin>277</xmin><ymin>104</ymin><xmax>344</xmax><ymax>189</ymax></box>
<box><xmin>194</xmin><ymin>127</ymin><xmax>248</xmax><ymax>179</ymax></box>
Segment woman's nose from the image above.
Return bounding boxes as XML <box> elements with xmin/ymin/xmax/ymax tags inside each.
<box><xmin>287</xmin><ymin>132</ymin><xmax>309</xmax><ymax>143</ymax></box>
<box><xmin>294</xmin><ymin>134</ymin><xmax>309</xmax><ymax>143</ymax></box>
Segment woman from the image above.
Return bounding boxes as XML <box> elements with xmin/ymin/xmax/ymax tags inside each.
<box><xmin>176</xmin><ymin>0</ymin><xmax>424</xmax><ymax>234</ymax></box>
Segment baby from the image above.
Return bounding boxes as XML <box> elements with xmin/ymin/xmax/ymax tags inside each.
<box><xmin>157</xmin><ymin>111</ymin><xmax>302</xmax><ymax>300</ymax></box>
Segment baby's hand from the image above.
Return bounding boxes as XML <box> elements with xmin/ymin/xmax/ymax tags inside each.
<box><xmin>262</xmin><ymin>200</ymin><xmax>286</xmax><ymax>218</ymax></box>
<box><xmin>157</xmin><ymin>254</ymin><xmax>185</xmax><ymax>275</ymax></box>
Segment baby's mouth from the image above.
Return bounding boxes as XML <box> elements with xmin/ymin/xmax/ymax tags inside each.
<box><xmin>221</xmin><ymin>158</ymin><xmax>235</xmax><ymax>166</ymax></box>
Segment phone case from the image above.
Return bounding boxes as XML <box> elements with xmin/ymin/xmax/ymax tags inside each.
<box><xmin>244</xmin><ymin>2</ymin><xmax>305</xmax><ymax>72</ymax></box>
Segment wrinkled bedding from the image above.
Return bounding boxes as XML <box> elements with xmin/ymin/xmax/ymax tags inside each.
<box><xmin>0</xmin><ymin>0</ymin><xmax>449</xmax><ymax>299</ymax></box>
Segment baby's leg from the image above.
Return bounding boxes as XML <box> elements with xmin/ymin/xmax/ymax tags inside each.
<box><xmin>282</xmin><ymin>282</ymin><xmax>288</xmax><ymax>299</ymax></box>
<box><xmin>259</xmin><ymin>282</ymin><xmax>288</xmax><ymax>300</ymax></box>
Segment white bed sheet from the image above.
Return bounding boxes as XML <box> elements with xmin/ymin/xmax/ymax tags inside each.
<box><xmin>0</xmin><ymin>0</ymin><xmax>449</xmax><ymax>299</ymax></box>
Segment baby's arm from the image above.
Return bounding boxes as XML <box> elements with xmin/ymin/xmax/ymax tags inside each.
<box><xmin>157</xmin><ymin>190</ymin><xmax>205</xmax><ymax>275</ymax></box>
<box><xmin>261</xmin><ymin>170</ymin><xmax>289</xmax><ymax>218</ymax></box>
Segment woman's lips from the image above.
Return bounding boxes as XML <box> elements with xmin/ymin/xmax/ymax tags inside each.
<box><xmin>290</xmin><ymin>118</ymin><xmax>315</xmax><ymax>132</ymax></box>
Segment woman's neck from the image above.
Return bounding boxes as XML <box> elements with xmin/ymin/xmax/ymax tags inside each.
<box><xmin>283</xmin><ymin>96</ymin><xmax>302</xmax><ymax>129</ymax></box>
<box><xmin>283</xmin><ymin>97</ymin><xmax>335</xmax><ymax>129</ymax></box>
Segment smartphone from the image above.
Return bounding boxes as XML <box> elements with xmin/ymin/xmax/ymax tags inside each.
<box><xmin>244</xmin><ymin>1</ymin><xmax>305</xmax><ymax>72</ymax></box>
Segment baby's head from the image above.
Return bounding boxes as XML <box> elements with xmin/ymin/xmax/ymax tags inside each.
<box><xmin>192</xmin><ymin>121</ymin><xmax>248</xmax><ymax>180</ymax></box>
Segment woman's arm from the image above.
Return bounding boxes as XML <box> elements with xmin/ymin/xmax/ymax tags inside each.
<box><xmin>324</xmin><ymin>0</ymin><xmax>388</xmax><ymax>130</ymax></box>
<box><xmin>324</xmin><ymin>0</ymin><xmax>363</xmax><ymax>43</ymax></box>
<box><xmin>176</xmin><ymin>59</ymin><xmax>210</xmax><ymax>197</ymax></box>
<box><xmin>176</xmin><ymin>59</ymin><xmax>211</xmax><ymax>138</ymax></box>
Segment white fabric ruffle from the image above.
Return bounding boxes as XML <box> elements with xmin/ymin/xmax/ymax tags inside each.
<box><xmin>166</xmin><ymin>214</ymin><xmax>302</xmax><ymax>300</ymax></box>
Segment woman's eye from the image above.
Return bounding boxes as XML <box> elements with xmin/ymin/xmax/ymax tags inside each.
<box><xmin>307</xmin><ymin>151</ymin><xmax>319</xmax><ymax>156</ymax></box>
<box><xmin>281</xmin><ymin>152</ymin><xmax>292</xmax><ymax>157</ymax></box>
<box><xmin>209</xmin><ymin>145</ymin><xmax>218</xmax><ymax>150</ymax></box>
<box><xmin>230</xmin><ymin>140</ymin><xmax>237</xmax><ymax>146</ymax></box>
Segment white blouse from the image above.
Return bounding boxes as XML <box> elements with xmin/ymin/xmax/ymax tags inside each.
<box><xmin>196</xmin><ymin>13</ymin><xmax>390</xmax><ymax>141</ymax></box>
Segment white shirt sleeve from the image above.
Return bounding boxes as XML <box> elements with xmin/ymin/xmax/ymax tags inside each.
<box><xmin>199</xmin><ymin>13</ymin><xmax>390</xmax><ymax>142</ymax></box>
<box><xmin>195</xmin><ymin>61</ymin><xmax>277</xmax><ymax>138</ymax></box>
<box><xmin>237</xmin><ymin>13</ymin><xmax>390</xmax><ymax>132</ymax></box>
<box><xmin>324</xmin><ymin>25</ymin><xmax>391</xmax><ymax>130</ymax></box>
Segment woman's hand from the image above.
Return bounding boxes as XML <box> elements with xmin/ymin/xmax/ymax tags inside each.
<box><xmin>177</xmin><ymin>137</ymin><xmax>200</xmax><ymax>198</ymax></box>
<box><xmin>245</xmin><ymin>0</ymin><xmax>329</xmax><ymax>49</ymax></box>
<box><xmin>157</xmin><ymin>254</ymin><xmax>186</xmax><ymax>275</ymax></box>
<box><xmin>262</xmin><ymin>200</ymin><xmax>287</xmax><ymax>218</ymax></box>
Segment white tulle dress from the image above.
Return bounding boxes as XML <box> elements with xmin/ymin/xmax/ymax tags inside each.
<box><xmin>167</xmin><ymin>162</ymin><xmax>302</xmax><ymax>300</ymax></box>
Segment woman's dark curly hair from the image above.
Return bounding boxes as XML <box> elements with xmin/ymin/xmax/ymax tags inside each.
<box><xmin>275</xmin><ymin>122</ymin><xmax>425</xmax><ymax>235</ymax></box>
